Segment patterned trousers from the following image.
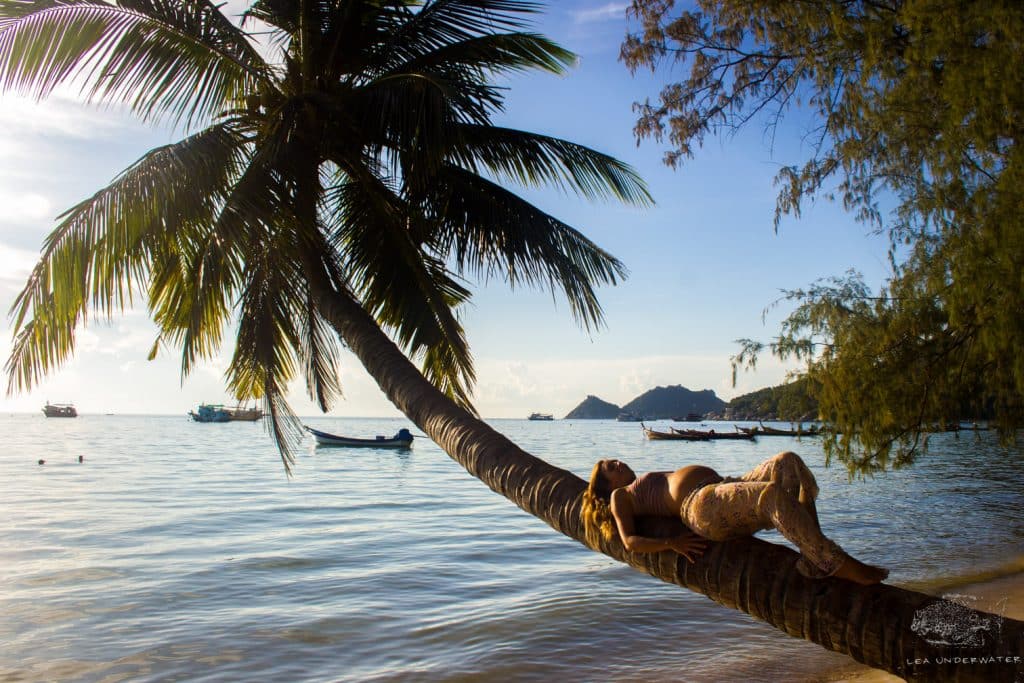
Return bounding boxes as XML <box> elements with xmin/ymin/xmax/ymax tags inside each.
<box><xmin>680</xmin><ymin>451</ymin><xmax>848</xmax><ymax>577</ymax></box>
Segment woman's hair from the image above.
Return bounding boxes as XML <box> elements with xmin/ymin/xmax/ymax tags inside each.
<box><xmin>581</xmin><ymin>461</ymin><xmax>617</xmax><ymax>545</ymax></box>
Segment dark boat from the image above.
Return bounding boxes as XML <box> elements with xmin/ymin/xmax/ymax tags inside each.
<box><xmin>305</xmin><ymin>426</ymin><xmax>414</xmax><ymax>448</ymax></box>
<box><xmin>617</xmin><ymin>412</ymin><xmax>643</xmax><ymax>422</ymax></box>
<box><xmin>671</xmin><ymin>427</ymin><xmax>755</xmax><ymax>441</ymax></box>
<box><xmin>528</xmin><ymin>413</ymin><xmax>554</xmax><ymax>421</ymax></box>
<box><xmin>642</xmin><ymin>425</ymin><xmax>710</xmax><ymax>441</ymax></box>
<box><xmin>42</xmin><ymin>402</ymin><xmax>77</xmax><ymax>418</ymax></box>
<box><xmin>740</xmin><ymin>421</ymin><xmax>821</xmax><ymax>437</ymax></box>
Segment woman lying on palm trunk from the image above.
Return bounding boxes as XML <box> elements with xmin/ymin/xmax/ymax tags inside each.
<box><xmin>581</xmin><ymin>451</ymin><xmax>888</xmax><ymax>585</ymax></box>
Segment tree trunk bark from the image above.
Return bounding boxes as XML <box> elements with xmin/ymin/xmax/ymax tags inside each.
<box><xmin>313</xmin><ymin>282</ymin><xmax>1024</xmax><ymax>682</ymax></box>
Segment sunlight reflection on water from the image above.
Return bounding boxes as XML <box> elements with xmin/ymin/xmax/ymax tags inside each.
<box><xmin>1</xmin><ymin>415</ymin><xmax>1022</xmax><ymax>681</ymax></box>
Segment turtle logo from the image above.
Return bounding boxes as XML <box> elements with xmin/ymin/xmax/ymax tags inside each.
<box><xmin>910</xmin><ymin>594</ymin><xmax>1006</xmax><ymax>649</ymax></box>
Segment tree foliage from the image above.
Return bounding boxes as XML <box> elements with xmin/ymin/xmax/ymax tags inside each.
<box><xmin>1</xmin><ymin>0</ymin><xmax>651</xmax><ymax>469</ymax></box>
<box><xmin>622</xmin><ymin>0</ymin><xmax>1024</xmax><ymax>471</ymax></box>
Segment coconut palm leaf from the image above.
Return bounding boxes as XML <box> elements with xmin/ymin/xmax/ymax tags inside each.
<box><xmin>0</xmin><ymin>0</ymin><xmax>269</xmax><ymax>127</ymax></box>
<box><xmin>6</xmin><ymin>122</ymin><xmax>248</xmax><ymax>393</ymax></box>
<box><xmin>428</xmin><ymin>165</ymin><xmax>627</xmax><ymax>331</ymax></box>
<box><xmin>327</xmin><ymin>174</ymin><xmax>477</xmax><ymax>408</ymax></box>
<box><xmin>227</xmin><ymin>224</ymin><xmax>306</xmax><ymax>470</ymax></box>
<box><xmin>448</xmin><ymin>124</ymin><xmax>653</xmax><ymax>204</ymax></box>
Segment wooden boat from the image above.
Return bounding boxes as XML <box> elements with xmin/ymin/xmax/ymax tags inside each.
<box><xmin>305</xmin><ymin>426</ymin><xmax>414</xmax><ymax>448</ymax></box>
<box><xmin>746</xmin><ymin>421</ymin><xmax>821</xmax><ymax>437</ymax></box>
<box><xmin>189</xmin><ymin>404</ymin><xmax>231</xmax><ymax>422</ymax></box>
<box><xmin>528</xmin><ymin>413</ymin><xmax>554</xmax><ymax>421</ymax></box>
<box><xmin>643</xmin><ymin>425</ymin><xmax>710</xmax><ymax>441</ymax></box>
<box><xmin>43</xmin><ymin>402</ymin><xmax>77</xmax><ymax>418</ymax></box>
<box><xmin>671</xmin><ymin>427</ymin><xmax>755</xmax><ymax>441</ymax></box>
<box><xmin>225</xmin><ymin>404</ymin><xmax>263</xmax><ymax>421</ymax></box>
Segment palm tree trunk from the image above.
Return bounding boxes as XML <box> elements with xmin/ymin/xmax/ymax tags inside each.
<box><xmin>313</xmin><ymin>282</ymin><xmax>1023</xmax><ymax>682</ymax></box>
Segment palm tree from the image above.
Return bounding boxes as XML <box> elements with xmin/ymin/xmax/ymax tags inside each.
<box><xmin>1</xmin><ymin>2</ymin><xmax>1020</xmax><ymax>680</ymax></box>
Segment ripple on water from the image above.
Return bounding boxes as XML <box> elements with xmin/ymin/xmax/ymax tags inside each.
<box><xmin>1</xmin><ymin>416</ymin><xmax>1023</xmax><ymax>681</ymax></box>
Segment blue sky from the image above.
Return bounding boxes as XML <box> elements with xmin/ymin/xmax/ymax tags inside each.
<box><xmin>0</xmin><ymin>1</ymin><xmax>894</xmax><ymax>417</ymax></box>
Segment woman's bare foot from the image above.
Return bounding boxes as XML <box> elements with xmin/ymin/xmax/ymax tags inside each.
<box><xmin>833</xmin><ymin>557</ymin><xmax>889</xmax><ymax>585</ymax></box>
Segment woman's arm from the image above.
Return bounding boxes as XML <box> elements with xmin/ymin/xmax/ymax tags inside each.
<box><xmin>610</xmin><ymin>489</ymin><xmax>708</xmax><ymax>561</ymax></box>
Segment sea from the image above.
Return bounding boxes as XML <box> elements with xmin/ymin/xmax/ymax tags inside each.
<box><xmin>3</xmin><ymin>415</ymin><xmax>1023</xmax><ymax>682</ymax></box>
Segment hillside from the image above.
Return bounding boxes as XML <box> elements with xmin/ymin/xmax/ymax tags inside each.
<box><xmin>724</xmin><ymin>378</ymin><xmax>818</xmax><ymax>421</ymax></box>
<box><xmin>621</xmin><ymin>385</ymin><xmax>726</xmax><ymax>420</ymax></box>
<box><xmin>564</xmin><ymin>395</ymin><xmax>620</xmax><ymax>419</ymax></box>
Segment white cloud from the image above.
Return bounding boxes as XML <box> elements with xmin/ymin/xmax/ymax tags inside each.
<box><xmin>571</xmin><ymin>2</ymin><xmax>629</xmax><ymax>24</ymax></box>
<box><xmin>0</xmin><ymin>191</ymin><xmax>52</xmax><ymax>223</ymax></box>
<box><xmin>0</xmin><ymin>243</ymin><xmax>37</xmax><ymax>280</ymax></box>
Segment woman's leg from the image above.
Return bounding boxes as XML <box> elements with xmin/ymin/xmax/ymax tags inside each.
<box><xmin>735</xmin><ymin>451</ymin><xmax>821</xmax><ymax>533</ymax></box>
<box><xmin>682</xmin><ymin>481</ymin><xmax>847</xmax><ymax>576</ymax></box>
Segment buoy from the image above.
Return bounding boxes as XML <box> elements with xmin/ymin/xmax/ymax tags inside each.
<box><xmin>38</xmin><ymin>459</ymin><xmax>45</xmax><ymax>465</ymax></box>
<box><xmin>78</xmin><ymin>455</ymin><xmax>84</xmax><ymax>463</ymax></box>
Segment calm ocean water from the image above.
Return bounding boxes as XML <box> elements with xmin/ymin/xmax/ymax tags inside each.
<box><xmin>3</xmin><ymin>415</ymin><xmax>1023</xmax><ymax>682</ymax></box>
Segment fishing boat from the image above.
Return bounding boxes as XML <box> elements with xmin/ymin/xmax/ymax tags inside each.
<box><xmin>670</xmin><ymin>427</ymin><xmax>755</xmax><ymax>441</ymax></box>
<box><xmin>225</xmin><ymin>404</ymin><xmax>263</xmax><ymax>421</ymax></box>
<box><xmin>189</xmin><ymin>404</ymin><xmax>231</xmax><ymax>423</ymax></box>
<box><xmin>642</xmin><ymin>425</ymin><xmax>710</xmax><ymax>441</ymax></box>
<box><xmin>305</xmin><ymin>426</ymin><xmax>414</xmax><ymax>448</ymax></box>
<box><xmin>738</xmin><ymin>422</ymin><xmax>821</xmax><ymax>437</ymax></box>
<box><xmin>42</xmin><ymin>402</ymin><xmax>77</xmax><ymax>418</ymax></box>
<box><xmin>528</xmin><ymin>413</ymin><xmax>554</xmax><ymax>421</ymax></box>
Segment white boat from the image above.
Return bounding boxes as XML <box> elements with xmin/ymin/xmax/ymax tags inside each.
<box><xmin>528</xmin><ymin>412</ymin><xmax>554</xmax><ymax>421</ymax></box>
<box><xmin>305</xmin><ymin>426</ymin><xmax>414</xmax><ymax>448</ymax></box>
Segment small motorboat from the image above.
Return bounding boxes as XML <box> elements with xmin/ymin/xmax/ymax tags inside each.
<box><xmin>305</xmin><ymin>426</ymin><xmax>414</xmax><ymax>448</ymax></box>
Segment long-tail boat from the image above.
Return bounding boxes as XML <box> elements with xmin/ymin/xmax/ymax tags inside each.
<box><xmin>642</xmin><ymin>425</ymin><xmax>710</xmax><ymax>441</ymax></box>
<box><xmin>670</xmin><ymin>427</ymin><xmax>755</xmax><ymax>441</ymax></box>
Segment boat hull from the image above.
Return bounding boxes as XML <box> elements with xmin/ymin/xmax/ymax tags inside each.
<box><xmin>305</xmin><ymin>426</ymin><xmax>413</xmax><ymax>448</ymax></box>
<box><xmin>43</xmin><ymin>404</ymin><xmax>77</xmax><ymax>418</ymax></box>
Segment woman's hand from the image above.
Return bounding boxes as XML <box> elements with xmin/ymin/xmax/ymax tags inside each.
<box><xmin>669</xmin><ymin>533</ymin><xmax>709</xmax><ymax>562</ymax></box>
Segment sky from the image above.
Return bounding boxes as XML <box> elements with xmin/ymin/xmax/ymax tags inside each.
<box><xmin>0</xmin><ymin>1</ymin><xmax>895</xmax><ymax>418</ymax></box>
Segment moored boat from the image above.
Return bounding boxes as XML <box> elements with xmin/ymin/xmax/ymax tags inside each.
<box><xmin>642</xmin><ymin>425</ymin><xmax>710</xmax><ymax>441</ymax></box>
<box><xmin>225</xmin><ymin>404</ymin><xmax>264</xmax><ymax>421</ymax></box>
<box><xmin>670</xmin><ymin>427</ymin><xmax>755</xmax><ymax>441</ymax></box>
<box><xmin>42</xmin><ymin>402</ymin><xmax>77</xmax><ymax>418</ymax></box>
<box><xmin>305</xmin><ymin>426</ymin><xmax>414</xmax><ymax>448</ymax></box>
<box><xmin>528</xmin><ymin>413</ymin><xmax>554</xmax><ymax>421</ymax></box>
<box><xmin>189</xmin><ymin>404</ymin><xmax>231</xmax><ymax>422</ymax></box>
<box><xmin>738</xmin><ymin>421</ymin><xmax>821</xmax><ymax>437</ymax></box>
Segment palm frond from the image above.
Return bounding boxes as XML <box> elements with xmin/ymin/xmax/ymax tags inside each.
<box><xmin>385</xmin><ymin>31</ymin><xmax>575</xmax><ymax>78</ymax></box>
<box><xmin>227</xmin><ymin>221</ymin><xmax>306</xmax><ymax>473</ymax></box>
<box><xmin>428</xmin><ymin>165</ymin><xmax>628</xmax><ymax>331</ymax></box>
<box><xmin>301</xmin><ymin>289</ymin><xmax>343</xmax><ymax>412</ymax></box>
<box><xmin>326</xmin><ymin>174</ymin><xmax>477</xmax><ymax>410</ymax></box>
<box><xmin>6</xmin><ymin>122</ymin><xmax>247</xmax><ymax>394</ymax></box>
<box><xmin>0</xmin><ymin>1</ymin><xmax>268</xmax><ymax>127</ymax></box>
<box><xmin>377</xmin><ymin>0</ymin><xmax>544</xmax><ymax>64</ymax></box>
<box><xmin>449</xmin><ymin>124</ymin><xmax>653</xmax><ymax>205</ymax></box>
